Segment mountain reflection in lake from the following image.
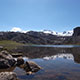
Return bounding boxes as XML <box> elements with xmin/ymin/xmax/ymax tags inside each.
<box><xmin>3</xmin><ymin>45</ymin><xmax>80</xmax><ymax>80</ymax></box>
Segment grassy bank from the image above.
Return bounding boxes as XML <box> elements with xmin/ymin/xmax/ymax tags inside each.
<box><xmin>0</xmin><ymin>40</ymin><xmax>24</xmax><ymax>50</ymax></box>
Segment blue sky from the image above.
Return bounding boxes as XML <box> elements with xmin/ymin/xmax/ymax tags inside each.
<box><xmin>0</xmin><ymin>0</ymin><xmax>80</xmax><ymax>32</ymax></box>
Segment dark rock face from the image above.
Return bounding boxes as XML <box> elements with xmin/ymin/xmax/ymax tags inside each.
<box><xmin>0</xmin><ymin>72</ymin><xmax>17</xmax><ymax>80</ymax></box>
<box><xmin>0</xmin><ymin>51</ymin><xmax>16</xmax><ymax>69</ymax></box>
<box><xmin>62</xmin><ymin>27</ymin><xmax>80</xmax><ymax>44</ymax></box>
<box><xmin>0</xmin><ymin>59</ymin><xmax>16</xmax><ymax>69</ymax></box>
<box><xmin>73</xmin><ymin>27</ymin><xmax>80</xmax><ymax>36</ymax></box>
<box><xmin>66</xmin><ymin>27</ymin><xmax>80</xmax><ymax>44</ymax></box>
<box><xmin>0</xmin><ymin>59</ymin><xmax>11</xmax><ymax>68</ymax></box>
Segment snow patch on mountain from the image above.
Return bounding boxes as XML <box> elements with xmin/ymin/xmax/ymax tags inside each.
<box><xmin>10</xmin><ymin>27</ymin><xmax>73</xmax><ymax>36</ymax></box>
<box><xmin>42</xmin><ymin>30</ymin><xmax>73</xmax><ymax>36</ymax></box>
<box><xmin>57</xmin><ymin>30</ymin><xmax>73</xmax><ymax>36</ymax></box>
<box><xmin>41</xmin><ymin>30</ymin><xmax>57</xmax><ymax>35</ymax></box>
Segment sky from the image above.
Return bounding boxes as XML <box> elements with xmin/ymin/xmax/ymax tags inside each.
<box><xmin>0</xmin><ymin>0</ymin><xmax>80</xmax><ymax>32</ymax></box>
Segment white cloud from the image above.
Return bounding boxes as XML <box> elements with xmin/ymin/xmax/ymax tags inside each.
<box><xmin>11</xmin><ymin>27</ymin><xmax>22</xmax><ymax>32</ymax></box>
<box><xmin>11</xmin><ymin>27</ymin><xmax>28</xmax><ymax>33</ymax></box>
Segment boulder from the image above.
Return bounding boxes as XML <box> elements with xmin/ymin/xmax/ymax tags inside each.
<box><xmin>0</xmin><ymin>72</ymin><xmax>18</xmax><ymax>80</ymax></box>
<box><xmin>0</xmin><ymin>59</ymin><xmax>11</xmax><ymax>68</ymax></box>
<box><xmin>16</xmin><ymin>57</ymin><xmax>24</xmax><ymax>66</ymax></box>
<box><xmin>0</xmin><ymin>50</ymin><xmax>13</xmax><ymax>60</ymax></box>
<box><xmin>0</xmin><ymin>50</ymin><xmax>16</xmax><ymax>69</ymax></box>
<box><xmin>23</xmin><ymin>61</ymin><xmax>42</xmax><ymax>74</ymax></box>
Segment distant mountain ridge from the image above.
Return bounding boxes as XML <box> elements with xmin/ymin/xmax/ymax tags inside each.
<box><xmin>0</xmin><ymin>27</ymin><xmax>80</xmax><ymax>45</ymax></box>
<box><xmin>11</xmin><ymin>27</ymin><xmax>73</xmax><ymax>36</ymax></box>
<box><xmin>0</xmin><ymin>31</ymin><xmax>69</xmax><ymax>45</ymax></box>
<box><xmin>41</xmin><ymin>30</ymin><xmax>73</xmax><ymax>36</ymax></box>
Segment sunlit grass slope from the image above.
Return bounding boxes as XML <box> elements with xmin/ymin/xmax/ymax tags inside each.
<box><xmin>0</xmin><ymin>40</ymin><xmax>24</xmax><ymax>50</ymax></box>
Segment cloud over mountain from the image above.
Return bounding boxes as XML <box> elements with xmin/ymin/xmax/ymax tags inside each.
<box><xmin>11</xmin><ymin>27</ymin><xmax>27</xmax><ymax>33</ymax></box>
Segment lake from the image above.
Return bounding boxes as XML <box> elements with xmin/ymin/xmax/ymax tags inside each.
<box><xmin>1</xmin><ymin>45</ymin><xmax>80</xmax><ymax>80</ymax></box>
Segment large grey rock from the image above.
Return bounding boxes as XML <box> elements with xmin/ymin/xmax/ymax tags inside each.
<box><xmin>0</xmin><ymin>72</ymin><xmax>18</xmax><ymax>80</ymax></box>
<box><xmin>0</xmin><ymin>50</ymin><xmax>16</xmax><ymax>69</ymax></box>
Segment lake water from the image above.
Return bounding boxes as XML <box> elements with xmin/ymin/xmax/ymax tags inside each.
<box><xmin>1</xmin><ymin>45</ymin><xmax>80</xmax><ymax>80</ymax></box>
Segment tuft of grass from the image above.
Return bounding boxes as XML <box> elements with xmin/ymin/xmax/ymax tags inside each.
<box><xmin>0</xmin><ymin>40</ymin><xmax>24</xmax><ymax>50</ymax></box>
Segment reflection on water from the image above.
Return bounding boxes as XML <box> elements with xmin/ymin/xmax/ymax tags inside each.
<box><xmin>31</xmin><ymin>45</ymin><xmax>80</xmax><ymax>48</ymax></box>
<box><xmin>1</xmin><ymin>45</ymin><xmax>80</xmax><ymax>80</ymax></box>
<box><xmin>13</xmin><ymin>45</ymin><xmax>80</xmax><ymax>64</ymax></box>
<box><xmin>43</xmin><ymin>54</ymin><xmax>74</xmax><ymax>60</ymax></box>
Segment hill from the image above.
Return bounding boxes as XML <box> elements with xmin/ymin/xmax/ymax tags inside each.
<box><xmin>0</xmin><ymin>27</ymin><xmax>80</xmax><ymax>45</ymax></box>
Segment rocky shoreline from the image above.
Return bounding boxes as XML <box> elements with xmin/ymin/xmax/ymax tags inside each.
<box><xmin>0</xmin><ymin>50</ymin><xmax>42</xmax><ymax>80</ymax></box>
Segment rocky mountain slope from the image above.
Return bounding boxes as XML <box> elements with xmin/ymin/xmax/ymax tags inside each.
<box><xmin>0</xmin><ymin>27</ymin><xmax>80</xmax><ymax>45</ymax></box>
<box><xmin>0</xmin><ymin>31</ymin><xmax>65</xmax><ymax>44</ymax></box>
<box><xmin>42</xmin><ymin>30</ymin><xmax>73</xmax><ymax>36</ymax></box>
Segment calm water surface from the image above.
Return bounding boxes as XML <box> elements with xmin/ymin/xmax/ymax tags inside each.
<box><xmin>2</xmin><ymin>45</ymin><xmax>80</xmax><ymax>80</ymax></box>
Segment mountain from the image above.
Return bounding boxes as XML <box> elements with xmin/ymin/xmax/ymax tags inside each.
<box><xmin>63</xmin><ymin>27</ymin><xmax>80</xmax><ymax>44</ymax></box>
<box><xmin>41</xmin><ymin>30</ymin><xmax>57</xmax><ymax>35</ymax></box>
<box><xmin>0</xmin><ymin>31</ymin><xmax>67</xmax><ymax>45</ymax></box>
<box><xmin>73</xmin><ymin>27</ymin><xmax>80</xmax><ymax>36</ymax></box>
<box><xmin>11</xmin><ymin>28</ymin><xmax>73</xmax><ymax>36</ymax></box>
<box><xmin>41</xmin><ymin>30</ymin><xmax>73</xmax><ymax>36</ymax></box>
<box><xmin>0</xmin><ymin>27</ymin><xmax>80</xmax><ymax>45</ymax></box>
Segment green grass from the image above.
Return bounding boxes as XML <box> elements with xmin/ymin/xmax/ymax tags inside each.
<box><xmin>0</xmin><ymin>40</ymin><xmax>24</xmax><ymax>50</ymax></box>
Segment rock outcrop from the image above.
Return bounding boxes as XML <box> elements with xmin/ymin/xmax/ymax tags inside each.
<box><xmin>0</xmin><ymin>50</ymin><xmax>42</xmax><ymax>79</ymax></box>
<box><xmin>0</xmin><ymin>72</ymin><xmax>17</xmax><ymax>80</ymax></box>
<box><xmin>73</xmin><ymin>27</ymin><xmax>80</xmax><ymax>36</ymax></box>
<box><xmin>0</xmin><ymin>31</ymin><xmax>59</xmax><ymax>44</ymax></box>
<box><xmin>0</xmin><ymin>50</ymin><xmax>16</xmax><ymax>69</ymax></box>
<box><xmin>23</xmin><ymin>61</ymin><xmax>42</xmax><ymax>75</ymax></box>
<box><xmin>67</xmin><ymin>27</ymin><xmax>80</xmax><ymax>44</ymax></box>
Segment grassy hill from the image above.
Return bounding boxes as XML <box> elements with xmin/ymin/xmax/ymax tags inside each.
<box><xmin>0</xmin><ymin>40</ymin><xmax>24</xmax><ymax>50</ymax></box>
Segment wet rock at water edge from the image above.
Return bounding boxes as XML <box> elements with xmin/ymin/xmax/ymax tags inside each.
<box><xmin>24</xmin><ymin>61</ymin><xmax>42</xmax><ymax>75</ymax></box>
<box><xmin>0</xmin><ymin>72</ymin><xmax>18</xmax><ymax>80</ymax></box>
<box><xmin>16</xmin><ymin>57</ymin><xmax>24</xmax><ymax>66</ymax></box>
